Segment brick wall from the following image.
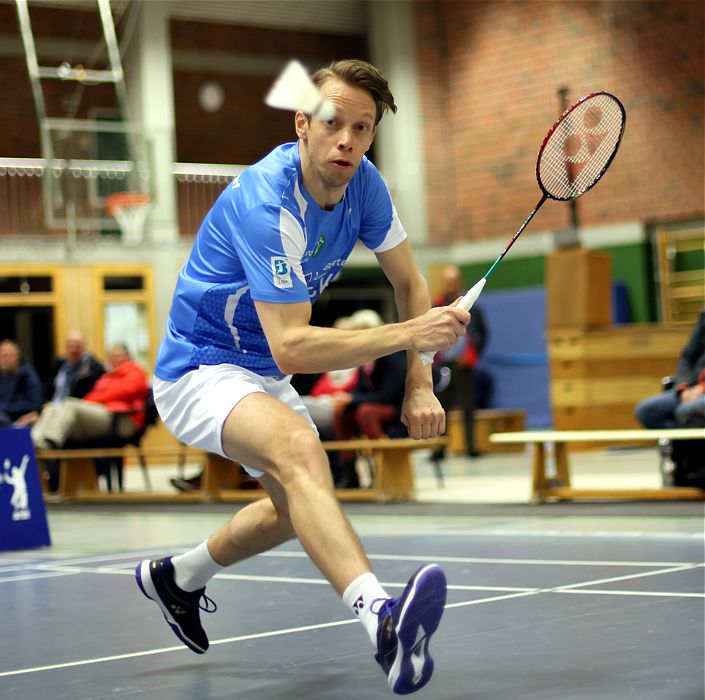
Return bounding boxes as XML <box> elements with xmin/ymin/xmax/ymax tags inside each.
<box><xmin>414</xmin><ymin>0</ymin><xmax>705</xmax><ymax>245</ymax></box>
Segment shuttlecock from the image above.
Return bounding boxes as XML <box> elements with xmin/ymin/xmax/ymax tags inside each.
<box><xmin>265</xmin><ymin>60</ymin><xmax>336</xmax><ymax>121</ymax></box>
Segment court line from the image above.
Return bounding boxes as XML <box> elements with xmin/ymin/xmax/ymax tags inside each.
<box><xmin>2</xmin><ymin>564</ymin><xmax>702</xmax><ymax>678</ymax></box>
<box><xmin>3</xmin><ymin>562</ymin><xmax>702</xmax><ymax>600</ymax></box>
<box><xmin>559</xmin><ymin>589</ymin><xmax>705</xmax><ymax>598</ymax></box>
<box><xmin>0</xmin><ymin>564</ymin><xmax>540</xmax><ymax>593</ymax></box>
<box><xmin>260</xmin><ymin>550</ymin><xmax>703</xmax><ymax>568</ymax></box>
<box><xmin>0</xmin><ymin>618</ymin><xmax>358</xmax><ymax>678</ymax></box>
<box><xmin>446</xmin><ymin>563</ymin><xmax>705</xmax><ymax>610</ymax></box>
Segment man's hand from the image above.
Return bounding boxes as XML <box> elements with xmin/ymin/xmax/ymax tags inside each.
<box><xmin>406</xmin><ymin>304</ymin><xmax>470</xmax><ymax>355</ymax></box>
<box><xmin>680</xmin><ymin>384</ymin><xmax>704</xmax><ymax>403</ymax></box>
<box><xmin>400</xmin><ymin>384</ymin><xmax>445</xmax><ymax>440</ymax></box>
<box><xmin>14</xmin><ymin>411</ymin><xmax>39</xmax><ymax>427</ymax></box>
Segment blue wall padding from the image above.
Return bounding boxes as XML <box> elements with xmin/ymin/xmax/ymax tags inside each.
<box><xmin>475</xmin><ymin>286</ymin><xmax>552</xmax><ymax>428</ymax></box>
<box><xmin>612</xmin><ymin>281</ymin><xmax>631</xmax><ymax>325</ymax></box>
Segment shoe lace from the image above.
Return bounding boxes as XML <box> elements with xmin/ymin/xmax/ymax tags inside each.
<box><xmin>198</xmin><ymin>592</ymin><xmax>217</xmax><ymax>614</ymax></box>
<box><xmin>370</xmin><ymin>597</ymin><xmax>394</xmax><ymax>617</ymax></box>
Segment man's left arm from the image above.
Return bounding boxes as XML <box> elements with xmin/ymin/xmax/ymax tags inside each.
<box><xmin>376</xmin><ymin>240</ymin><xmax>446</xmax><ymax>439</ymax></box>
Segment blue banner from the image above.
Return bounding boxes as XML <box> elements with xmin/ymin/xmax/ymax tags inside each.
<box><xmin>0</xmin><ymin>428</ymin><xmax>51</xmax><ymax>551</ymax></box>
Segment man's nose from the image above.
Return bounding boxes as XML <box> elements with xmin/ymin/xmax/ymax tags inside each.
<box><xmin>337</xmin><ymin>127</ymin><xmax>354</xmax><ymax>149</ymax></box>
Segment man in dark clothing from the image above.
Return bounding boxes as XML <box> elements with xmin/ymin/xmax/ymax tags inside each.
<box><xmin>45</xmin><ymin>330</ymin><xmax>105</xmax><ymax>404</ymax></box>
<box><xmin>433</xmin><ymin>265</ymin><xmax>488</xmax><ymax>456</ymax></box>
<box><xmin>0</xmin><ymin>339</ymin><xmax>43</xmax><ymax>427</ymax></box>
<box><xmin>635</xmin><ymin>309</ymin><xmax>705</xmax><ymax>428</ymax></box>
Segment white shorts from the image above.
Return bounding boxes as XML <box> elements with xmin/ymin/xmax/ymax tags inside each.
<box><xmin>153</xmin><ymin>364</ymin><xmax>318</xmax><ymax>478</ymax></box>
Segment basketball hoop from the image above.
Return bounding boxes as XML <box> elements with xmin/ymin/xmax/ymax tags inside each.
<box><xmin>106</xmin><ymin>191</ymin><xmax>152</xmax><ymax>245</ymax></box>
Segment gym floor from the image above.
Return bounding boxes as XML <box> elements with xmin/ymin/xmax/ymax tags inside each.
<box><xmin>1</xmin><ymin>486</ymin><xmax>703</xmax><ymax>699</ymax></box>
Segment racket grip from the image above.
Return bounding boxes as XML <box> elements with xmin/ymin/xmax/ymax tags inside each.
<box><xmin>419</xmin><ymin>278</ymin><xmax>487</xmax><ymax>365</ymax></box>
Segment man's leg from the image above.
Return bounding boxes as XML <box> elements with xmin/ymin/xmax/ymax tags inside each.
<box><xmin>31</xmin><ymin>398</ymin><xmax>112</xmax><ymax>447</ymax></box>
<box><xmin>220</xmin><ymin>391</ymin><xmax>371</xmax><ymax>594</ymax></box>
<box><xmin>137</xmin><ymin>390</ymin><xmax>446</xmax><ymax>692</ymax></box>
<box><xmin>635</xmin><ymin>391</ymin><xmax>679</xmax><ymax>428</ymax></box>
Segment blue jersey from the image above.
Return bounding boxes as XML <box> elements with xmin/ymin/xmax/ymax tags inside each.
<box><xmin>155</xmin><ymin>142</ymin><xmax>406</xmax><ymax>380</ymax></box>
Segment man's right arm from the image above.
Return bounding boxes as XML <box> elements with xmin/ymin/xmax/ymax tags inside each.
<box><xmin>254</xmin><ymin>299</ymin><xmax>467</xmax><ymax>376</ymax></box>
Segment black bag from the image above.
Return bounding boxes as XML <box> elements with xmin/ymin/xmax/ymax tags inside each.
<box><xmin>671</xmin><ymin>440</ymin><xmax>705</xmax><ymax>489</ymax></box>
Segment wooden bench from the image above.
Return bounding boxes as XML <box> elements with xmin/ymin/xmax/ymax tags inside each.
<box><xmin>35</xmin><ymin>445</ymin><xmax>208</xmax><ymax>503</ymax></box>
<box><xmin>447</xmin><ymin>408</ymin><xmax>526</xmax><ymax>455</ymax></box>
<box><xmin>207</xmin><ymin>437</ymin><xmax>448</xmax><ymax>503</ymax></box>
<box><xmin>489</xmin><ymin>428</ymin><xmax>705</xmax><ymax>502</ymax></box>
<box><xmin>36</xmin><ymin>436</ymin><xmax>447</xmax><ymax>503</ymax></box>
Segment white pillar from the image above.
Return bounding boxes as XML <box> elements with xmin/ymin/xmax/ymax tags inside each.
<box><xmin>123</xmin><ymin>1</ymin><xmax>178</xmax><ymax>244</ymax></box>
<box><xmin>367</xmin><ymin>0</ymin><xmax>429</xmax><ymax>248</ymax></box>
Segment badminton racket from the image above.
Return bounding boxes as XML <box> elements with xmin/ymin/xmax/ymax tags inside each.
<box><xmin>421</xmin><ymin>91</ymin><xmax>626</xmax><ymax>364</ymax></box>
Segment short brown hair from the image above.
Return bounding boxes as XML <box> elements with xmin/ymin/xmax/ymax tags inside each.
<box><xmin>311</xmin><ymin>59</ymin><xmax>397</xmax><ymax>125</ymax></box>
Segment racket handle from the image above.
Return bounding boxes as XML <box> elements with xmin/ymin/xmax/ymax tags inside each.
<box><xmin>419</xmin><ymin>278</ymin><xmax>487</xmax><ymax>365</ymax></box>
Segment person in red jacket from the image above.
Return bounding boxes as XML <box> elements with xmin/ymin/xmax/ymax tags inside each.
<box><xmin>31</xmin><ymin>343</ymin><xmax>148</xmax><ymax>449</ymax></box>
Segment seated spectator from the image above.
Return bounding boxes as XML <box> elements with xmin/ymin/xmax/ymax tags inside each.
<box><xmin>635</xmin><ymin>308</ymin><xmax>705</xmax><ymax>428</ymax></box>
<box><xmin>299</xmin><ymin>315</ymin><xmax>359</xmax><ymax>435</ymax></box>
<box><xmin>14</xmin><ymin>330</ymin><xmax>105</xmax><ymax>427</ymax></box>
<box><xmin>0</xmin><ymin>339</ymin><xmax>43</xmax><ymax>428</ymax></box>
<box><xmin>47</xmin><ymin>330</ymin><xmax>105</xmax><ymax>404</ymax></box>
<box><xmin>331</xmin><ymin>310</ymin><xmax>407</xmax><ymax>487</ymax></box>
<box><xmin>31</xmin><ymin>343</ymin><xmax>149</xmax><ymax>449</ymax></box>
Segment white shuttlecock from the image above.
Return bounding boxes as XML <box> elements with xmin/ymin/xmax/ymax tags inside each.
<box><xmin>265</xmin><ymin>60</ymin><xmax>336</xmax><ymax>121</ymax></box>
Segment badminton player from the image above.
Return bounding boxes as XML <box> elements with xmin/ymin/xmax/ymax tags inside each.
<box><xmin>135</xmin><ymin>59</ymin><xmax>469</xmax><ymax>695</ymax></box>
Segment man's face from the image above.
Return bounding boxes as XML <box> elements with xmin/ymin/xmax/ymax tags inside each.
<box><xmin>65</xmin><ymin>336</ymin><xmax>85</xmax><ymax>364</ymax></box>
<box><xmin>0</xmin><ymin>343</ymin><xmax>20</xmax><ymax>374</ymax></box>
<box><xmin>442</xmin><ymin>267</ymin><xmax>463</xmax><ymax>297</ymax></box>
<box><xmin>296</xmin><ymin>77</ymin><xmax>376</xmax><ymax>201</ymax></box>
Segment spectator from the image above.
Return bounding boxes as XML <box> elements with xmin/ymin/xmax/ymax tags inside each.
<box><xmin>332</xmin><ymin>310</ymin><xmax>407</xmax><ymax>487</ymax></box>
<box><xmin>0</xmin><ymin>339</ymin><xmax>43</xmax><ymax>428</ymax></box>
<box><xmin>635</xmin><ymin>309</ymin><xmax>705</xmax><ymax>428</ymax></box>
<box><xmin>433</xmin><ymin>264</ymin><xmax>488</xmax><ymax>456</ymax></box>
<box><xmin>31</xmin><ymin>343</ymin><xmax>148</xmax><ymax>449</ymax></box>
<box><xmin>47</xmin><ymin>330</ymin><xmax>105</xmax><ymax>404</ymax></box>
<box><xmin>14</xmin><ymin>330</ymin><xmax>105</xmax><ymax>427</ymax></box>
<box><xmin>299</xmin><ymin>315</ymin><xmax>359</xmax><ymax>435</ymax></box>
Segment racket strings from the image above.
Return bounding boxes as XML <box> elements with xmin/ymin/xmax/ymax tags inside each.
<box><xmin>539</xmin><ymin>94</ymin><xmax>624</xmax><ymax>200</ymax></box>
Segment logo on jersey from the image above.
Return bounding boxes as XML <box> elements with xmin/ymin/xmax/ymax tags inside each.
<box><xmin>312</xmin><ymin>235</ymin><xmax>325</xmax><ymax>257</ymax></box>
<box><xmin>271</xmin><ymin>257</ymin><xmax>293</xmax><ymax>288</ymax></box>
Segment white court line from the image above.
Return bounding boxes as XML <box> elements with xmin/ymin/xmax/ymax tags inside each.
<box><xmin>446</xmin><ymin>563</ymin><xmax>705</xmax><ymax>610</ymax></box>
<box><xmin>260</xmin><ymin>550</ymin><xmax>702</xmax><ymax>568</ymax></box>
<box><xmin>2</xmin><ymin>563</ymin><xmax>702</xmax><ymax>678</ymax></box>
<box><xmin>433</xmin><ymin>529</ymin><xmax>705</xmax><ymax>541</ymax></box>
<box><xmin>0</xmin><ymin>570</ymin><xmax>77</xmax><ymax>584</ymax></box>
<box><xmin>559</xmin><ymin>589</ymin><xmax>705</xmax><ymax>598</ymax></box>
<box><xmin>0</xmin><ymin>618</ymin><xmax>357</xmax><ymax>678</ymax></box>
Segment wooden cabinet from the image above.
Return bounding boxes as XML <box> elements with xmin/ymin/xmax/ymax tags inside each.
<box><xmin>547</xmin><ymin>325</ymin><xmax>691</xmax><ymax>430</ymax></box>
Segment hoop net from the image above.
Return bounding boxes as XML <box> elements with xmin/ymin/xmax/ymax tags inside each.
<box><xmin>106</xmin><ymin>191</ymin><xmax>152</xmax><ymax>245</ymax></box>
<box><xmin>537</xmin><ymin>92</ymin><xmax>625</xmax><ymax>201</ymax></box>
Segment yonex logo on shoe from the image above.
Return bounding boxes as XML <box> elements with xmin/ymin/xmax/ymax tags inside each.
<box><xmin>170</xmin><ymin>603</ymin><xmax>186</xmax><ymax>615</ymax></box>
<box><xmin>353</xmin><ymin>595</ymin><xmax>365</xmax><ymax>616</ymax></box>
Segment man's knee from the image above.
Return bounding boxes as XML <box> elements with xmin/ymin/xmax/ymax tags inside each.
<box><xmin>276</xmin><ymin>428</ymin><xmax>330</xmax><ymax>487</ymax></box>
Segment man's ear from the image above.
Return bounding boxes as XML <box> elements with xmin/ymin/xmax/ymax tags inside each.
<box><xmin>295</xmin><ymin>111</ymin><xmax>309</xmax><ymax>140</ymax></box>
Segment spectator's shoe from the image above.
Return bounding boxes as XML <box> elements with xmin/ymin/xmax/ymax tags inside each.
<box><xmin>135</xmin><ymin>557</ymin><xmax>216</xmax><ymax>654</ymax></box>
<box><xmin>169</xmin><ymin>475</ymin><xmax>201</xmax><ymax>492</ymax></box>
<box><xmin>375</xmin><ymin>564</ymin><xmax>447</xmax><ymax>694</ymax></box>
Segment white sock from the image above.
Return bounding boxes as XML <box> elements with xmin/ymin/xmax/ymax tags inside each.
<box><xmin>342</xmin><ymin>572</ymin><xmax>389</xmax><ymax>646</ymax></box>
<box><xmin>171</xmin><ymin>540</ymin><xmax>224</xmax><ymax>592</ymax></box>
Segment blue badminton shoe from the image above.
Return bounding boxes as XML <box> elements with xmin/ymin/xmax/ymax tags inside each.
<box><xmin>135</xmin><ymin>557</ymin><xmax>216</xmax><ymax>654</ymax></box>
<box><xmin>375</xmin><ymin>564</ymin><xmax>447</xmax><ymax>694</ymax></box>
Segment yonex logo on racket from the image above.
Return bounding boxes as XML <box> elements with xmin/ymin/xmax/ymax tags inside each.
<box><xmin>538</xmin><ymin>92</ymin><xmax>625</xmax><ymax>201</ymax></box>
